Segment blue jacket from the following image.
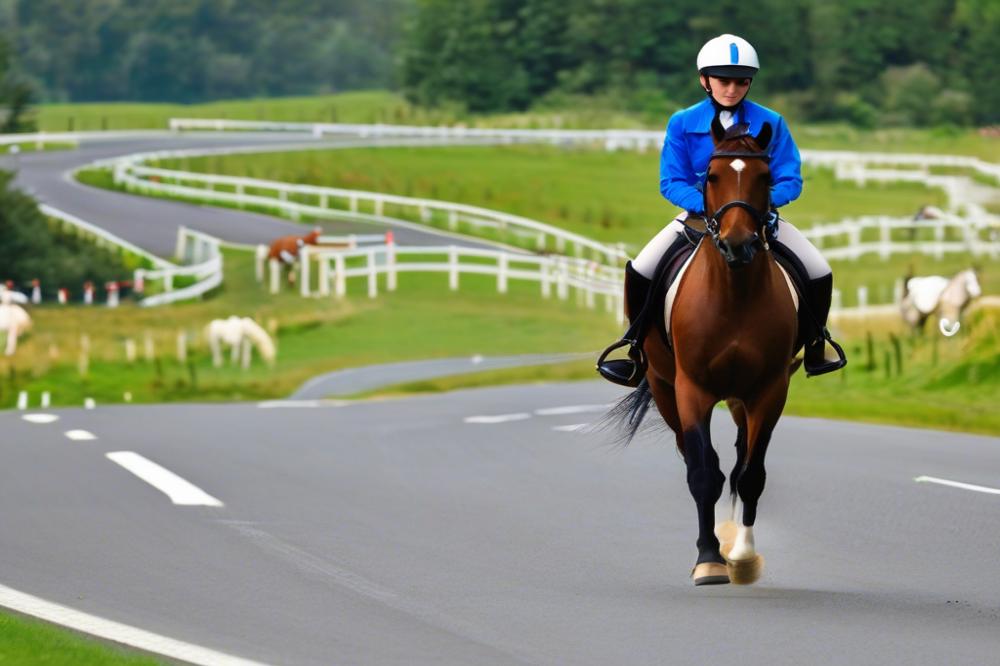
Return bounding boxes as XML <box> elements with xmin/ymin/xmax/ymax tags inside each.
<box><xmin>659</xmin><ymin>98</ymin><xmax>802</xmax><ymax>214</ymax></box>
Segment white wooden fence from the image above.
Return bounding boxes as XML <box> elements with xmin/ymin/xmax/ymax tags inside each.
<box><xmin>293</xmin><ymin>243</ymin><xmax>626</xmax><ymax>324</ymax></box>
<box><xmin>135</xmin><ymin>226</ymin><xmax>223</xmax><ymax>307</ymax></box>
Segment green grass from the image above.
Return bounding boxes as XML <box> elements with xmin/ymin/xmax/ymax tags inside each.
<box><xmin>0</xmin><ymin>611</ymin><xmax>161</xmax><ymax>664</ymax></box>
<box><xmin>35</xmin><ymin>91</ymin><xmax>1000</xmax><ymax>161</ymax></box>
<box><xmin>163</xmin><ymin>144</ymin><xmax>950</xmax><ymax>248</ymax></box>
<box><xmin>1</xmin><ymin>247</ymin><xmax>620</xmax><ymax>409</ymax></box>
<box><xmin>351</xmin><ymin>305</ymin><xmax>1000</xmax><ymax>436</ymax></box>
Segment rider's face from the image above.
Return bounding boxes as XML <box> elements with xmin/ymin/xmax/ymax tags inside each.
<box><xmin>701</xmin><ymin>75</ymin><xmax>751</xmax><ymax>106</ymax></box>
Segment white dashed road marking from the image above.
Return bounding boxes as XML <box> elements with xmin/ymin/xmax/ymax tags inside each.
<box><xmin>464</xmin><ymin>413</ymin><xmax>532</xmax><ymax>424</ymax></box>
<box><xmin>914</xmin><ymin>475</ymin><xmax>1000</xmax><ymax>496</ymax></box>
<box><xmin>0</xmin><ymin>582</ymin><xmax>267</xmax><ymax>666</ymax></box>
<box><xmin>22</xmin><ymin>414</ymin><xmax>59</xmax><ymax>424</ymax></box>
<box><xmin>552</xmin><ymin>423</ymin><xmax>590</xmax><ymax>432</ymax></box>
<box><xmin>534</xmin><ymin>404</ymin><xmax>609</xmax><ymax>416</ymax></box>
<box><xmin>106</xmin><ymin>451</ymin><xmax>224</xmax><ymax>507</ymax></box>
<box><xmin>65</xmin><ymin>430</ymin><xmax>97</xmax><ymax>441</ymax></box>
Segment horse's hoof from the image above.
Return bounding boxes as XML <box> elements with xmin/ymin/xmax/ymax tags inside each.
<box><xmin>715</xmin><ymin>520</ymin><xmax>738</xmax><ymax>558</ymax></box>
<box><xmin>726</xmin><ymin>554</ymin><xmax>764</xmax><ymax>585</ymax></box>
<box><xmin>692</xmin><ymin>562</ymin><xmax>730</xmax><ymax>586</ymax></box>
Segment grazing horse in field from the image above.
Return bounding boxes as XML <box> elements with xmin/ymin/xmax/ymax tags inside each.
<box><xmin>0</xmin><ymin>286</ymin><xmax>32</xmax><ymax>356</ymax></box>
<box><xmin>268</xmin><ymin>227</ymin><xmax>322</xmax><ymax>284</ymax></box>
<box><xmin>206</xmin><ymin>316</ymin><xmax>276</xmax><ymax>369</ymax></box>
<box><xmin>609</xmin><ymin>119</ymin><xmax>805</xmax><ymax>586</ymax></box>
<box><xmin>900</xmin><ymin>268</ymin><xmax>981</xmax><ymax>337</ymax></box>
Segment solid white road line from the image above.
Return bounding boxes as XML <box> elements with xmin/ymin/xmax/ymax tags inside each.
<box><xmin>914</xmin><ymin>475</ymin><xmax>1000</xmax><ymax>496</ymax></box>
<box><xmin>552</xmin><ymin>423</ymin><xmax>590</xmax><ymax>432</ymax></box>
<box><xmin>464</xmin><ymin>413</ymin><xmax>532</xmax><ymax>424</ymax></box>
<box><xmin>534</xmin><ymin>404</ymin><xmax>609</xmax><ymax>416</ymax></box>
<box><xmin>64</xmin><ymin>430</ymin><xmax>97</xmax><ymax>441</ymax></box>
<box><xmin>0</xmin><ymin>582</ymin><xmax>268</xmax><ymax>666</ymax></box>
<box><xmin>257</xmin><ymin>399</ymin><xmax>347</xmax><ymax>408</ymax></box>
<box><xmin>22</xmin><ymin>414</ymin><xmax>59</xmax><ymax>424</ymax></box>
<box><xmin>106</xmin><ymin>452</ymin><xmax>224</xmax><ymax>507</ymax></box>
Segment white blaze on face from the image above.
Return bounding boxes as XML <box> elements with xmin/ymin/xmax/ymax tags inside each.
<box><xmin>730</xmin><ymin>158</ymin><xmax>746</xmax><ymax>191</ymax></box>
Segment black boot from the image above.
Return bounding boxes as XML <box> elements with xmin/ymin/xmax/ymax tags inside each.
<box><xmin>597</xmin><ymin>262</ymin><xmax>653</xmax><ymax>387</ymax></box>
<box><xmin>804</xmin><ymin>274</ymin><xmax>847</xmax><ymax>377</ymax></box>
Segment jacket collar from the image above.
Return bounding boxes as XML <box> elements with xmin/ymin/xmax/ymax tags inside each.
<box><xmin>692</xmin><ymin>98</ymin><xmax>750</xmax><ymax>133</ymax></box>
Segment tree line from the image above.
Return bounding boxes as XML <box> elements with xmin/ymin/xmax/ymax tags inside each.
<box><xmin>0</xmin><ymin>0</ymin><xmax>996</xmax><ymax>128</ymax></box>
<box><xmin>0</xmin><ymin>0</ymin><xmax>406</xmax><ymax>103</ymax></box>
<box><xmin>400</xmin><ymin>0</ymin><xmax>999</xmax><ymax>127</ymax></box>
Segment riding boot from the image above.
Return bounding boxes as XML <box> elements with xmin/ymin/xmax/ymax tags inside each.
<box><xmin>803</xmin><ymin>273</ymin><xmax>848</xmax><ymax>377</ymax></box>
<box><xmin>596</xmin><ymin>262</ymin><xmax>652</xmax><ymax>387</ymax></box>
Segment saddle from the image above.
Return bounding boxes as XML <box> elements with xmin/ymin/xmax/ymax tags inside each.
<box><xmin>650</xmin><ymin>219</ymin><xmax>806</xmax><ymax>352</ymax></box>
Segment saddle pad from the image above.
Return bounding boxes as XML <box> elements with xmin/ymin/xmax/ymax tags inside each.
<box><xmin>664</xmin><ymin>247</ymin><xmax>799</xmax><ymax>336</ymax></box>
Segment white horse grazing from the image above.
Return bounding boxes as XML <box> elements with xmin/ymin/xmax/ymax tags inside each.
<box><xmin>206</xmin><ymin>316</ymin><xmax>276</xmax><ymax>369</ymax></box>
<box><xmin>0</xmin><ymin>287</ymin><xmax>32</xmax><ymax>356</ymax></box>
<box><xmin>901</xmin><ymin>268</ymin><xmax>981</xmax><ymax>336</ymax></box>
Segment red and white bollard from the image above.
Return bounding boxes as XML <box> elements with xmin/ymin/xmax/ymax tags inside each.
<box><xmin>83</xmin><ymin>281</ymin><xmax>94</xmax><ymax>305</ymax></box>
<box><xmin>58</xmin><ymin>288</ymin><xmax>68</xmax><ymax>305</ymax></box>
<box><xmin>133</xmin><ymin>271</ymin><xmax>145</xmax><ymax>294</ymax></box>
<box><xmin>31</xmin><ymin>279</ymin><xmax>41</xmax><ymax>304</ymax></box>
<box><xmin>106</xmin><ymin>282</ymin><xmax>119</xmax><ymax>308</ymax></box>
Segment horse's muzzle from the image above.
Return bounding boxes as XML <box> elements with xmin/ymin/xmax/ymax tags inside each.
<box><xmin>716</xmin><ymin>233</ymin><xmax>761</xmax><ymax>268</ymax></box>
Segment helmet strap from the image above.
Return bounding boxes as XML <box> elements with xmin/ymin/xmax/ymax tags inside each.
<box><xmin>701</xmin><ymin>75</ymin><xmax>752</xmax><ymax>112</ymax></box>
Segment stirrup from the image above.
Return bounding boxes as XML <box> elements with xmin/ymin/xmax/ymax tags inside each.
<box><xmin>805</xmin><ymin>331</ymin><xmax>847</xmax><ymax>377</ymax></box>
<box><xmin>596</xmin><ymin>339</ymin><xmax>647</xmax><ymax>387</ymax></box>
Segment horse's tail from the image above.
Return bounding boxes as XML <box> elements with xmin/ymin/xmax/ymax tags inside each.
<box><xmin>595</xmin><ymin>378</ymin><xmax>653</xmax><ymax>448</ymax></box>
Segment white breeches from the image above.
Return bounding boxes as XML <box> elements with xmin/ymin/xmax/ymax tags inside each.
<box><xmin>632</xmin><ymin>212</ymin><xmax>832</xmax><ymax>281</ymax></box>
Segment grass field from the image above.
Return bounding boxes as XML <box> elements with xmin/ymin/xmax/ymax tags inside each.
<box><xmin>0</xmin><ymin>248</ymin><xmax>620</xmax><ymax>409</ymax></box>
<box><xmin>0</xmin><ymin>611</ymin><xmax>160</xmax><ymax>664</ymax></box>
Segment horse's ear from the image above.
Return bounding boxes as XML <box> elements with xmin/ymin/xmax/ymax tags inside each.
<box><xmin>754</xmin><ymin>122</ymin><xmax>772</xmax><ymax>151</ymax></box>
<box><xmin>710</xmin><ymin>114</ymin><xmax>726</xmax><ymax>145</ymax></box>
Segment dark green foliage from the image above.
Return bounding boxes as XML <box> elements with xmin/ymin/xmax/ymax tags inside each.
<box><xmin>401</xmin><ymin>0</ymin><xmax>999</xmax><ymax>126</ymax></box>
<box><xmin>2</xmin><ymin>0</ymin><xmax>408</xmax><ymax>103</ymax></box>
<box><xmin>0</xmin><ymin>170</ymin><xmax>129</xmax><ymax>298</ymax></box>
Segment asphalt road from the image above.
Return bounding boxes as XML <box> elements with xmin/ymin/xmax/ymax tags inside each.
<box><xmin>2</xmin><ymin>131</ymin><xmax>998</xmax><ymax>664</ymax></box>
<box><xmin>1</xmin><ymin>132</ymin><xmax>507</xmax><ymax>258</ymax></box>
<box><xmin>2</xmin><ymin>381</ymin><xmax>999</xmax><ymax>665</ymax></box>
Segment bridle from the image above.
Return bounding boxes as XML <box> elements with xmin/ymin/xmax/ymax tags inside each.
<box><xmin>703</xmin><ymin>149</ymin><xmax>772</xmax><ymax>252</ymax></box>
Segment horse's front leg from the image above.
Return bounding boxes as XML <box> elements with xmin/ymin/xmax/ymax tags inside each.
<box><xmin>675</xmin><ymin>374</ymin><xmax>727</xmax><ymax>585</ymax></box>
<box><xmin>728</xmin><ymin>376</ymin><xmax>789</xmax><ymax>584</ymax></box>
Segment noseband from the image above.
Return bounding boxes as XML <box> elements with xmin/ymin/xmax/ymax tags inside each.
<box><xmin>704</xmin><ymin>150</ymin><xmax>772</xmax><ymax>252</ymax></box>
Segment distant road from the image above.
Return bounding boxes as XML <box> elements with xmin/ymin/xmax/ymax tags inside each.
<box><xmin>1</xmin><ymin>131</ymin><xmax>508</xmax><ymax>258</ymax></box>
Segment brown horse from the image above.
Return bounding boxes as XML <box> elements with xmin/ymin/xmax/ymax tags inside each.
<box><xmin>610</xmin><ymin>119</ymin><xmax>802</xmax><ymax>586</ymax></box>
<box><xmin>267</xmin><ymin>227</ymin><xmax>322</xmax><ymax>284</ymax></box>
<box><xmin>268</xmin><ymin>227</ymin><xmax>322</xmax><ymax>264</ymax></box>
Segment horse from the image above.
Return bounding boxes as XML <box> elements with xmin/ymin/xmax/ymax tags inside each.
<box><xmin>900</xmin><ymin>268</ymin><xmax>981</xmax><ymax>337</ymax></box>
<box><xmin>0</xmin><ymin>286</ymin><xmax>32</xmax><ymax>356</ymax></box>
<box><xmin>608</xmin><ymin>119</ymin><xmax>803</xmax><ymax>586</ymax></box>
<box><xmin>267</xmin><ymin>227</ymin><xmax>322</xmax><ymax>284</ymax></box>
<box><xmin>206</xmin><ymin>316</ymin><xmax>276</xmax><ymax>369</ymax></box>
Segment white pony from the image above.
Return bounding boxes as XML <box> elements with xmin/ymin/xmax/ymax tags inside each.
<box><xmin>900</xmin><ymin>268</ymin><xmax>982</xmax><ymax>337</ymax></box>
<box><xmin>206</xmin><ymin>316</ymin><xmax>276</xmax><ymax>369</ymax></box>
<box><xmin>0</xmin><ymin>286</ymin><xmax>32</xmax><ymax>356</ymax></box>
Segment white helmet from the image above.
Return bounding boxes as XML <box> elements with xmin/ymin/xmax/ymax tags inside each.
<box><xmin>697</xmin><ymin>34</ymin><xmax>759</xmax><ymax>78</ymax></box>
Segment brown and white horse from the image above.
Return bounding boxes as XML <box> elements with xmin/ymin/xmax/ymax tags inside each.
<box><xmin>608</xmin><ymin>119</ymin><xmax>802</xmax><ymax>586</ymax></box>
<box><xmin>266</xmin><ymin>227</ymin><xmax>322</xmax><ymax>284</ymax></box>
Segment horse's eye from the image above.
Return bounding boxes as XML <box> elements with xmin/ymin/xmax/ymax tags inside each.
<box><xmin>707</xmin><ymin>173</ymin><xmax>718</xmax><ymax>183</ymax></box>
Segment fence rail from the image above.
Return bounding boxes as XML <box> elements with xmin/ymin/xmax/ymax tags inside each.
<box><xmin>135</xmin><ymin>226</ymin><xmax>223</xmax><ymax>307</ymax></box>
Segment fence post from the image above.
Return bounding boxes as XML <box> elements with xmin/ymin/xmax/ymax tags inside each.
<box><xmin>349</xmin><ymin>196</ymin><xmax>358</xmax><ymax>213</ymax></box>
<box><xmin>269</xmin><ymin>259</ymin><xmax>280</xmax><ymax>294</ymax></box>
<box><xmin>934</xmin><ymin>224</ymin><xmax>945</xmax><ymax>259</ymax></box>
<box><xmin>556</xmin><ymin>259</ymin><xmax>569</xmax><ymax>300</ymax></box>
<box><xmin>386</xmin><ymin>234</ymin><xmax>397</xmax><ymax>291</ymax></box>
<box><xmin>300</xmin><ymin>246</ymin><xmax>311</xmax><ymax>297</ymax></box>
<box><xmin>857</xmin><ymin>286</ymin><xmax>868</xmax><ymax>312</ymax></box>
<box><xmin>374</xmin><ymin>198</ymin><xmax>384</xmax><ymax>217</ymax></box>
<box><xmin>175</xmin><ymin>226</ymin><xmax>187</xmax><ymax>262</ymax></box>
<box><xmin>497</xmin><ymin>253</ymin><xmax>508</xmax><ymax>294</ymax></box>
<box><xmin>585</xmin><ymin>262</ymin><xmax>596</xmax><ymax>309</ymax></box>
<box><xmin>318</xmin><ymin>255</ymin><xmax>330</xmax><ymax>297</ymax></box>
<box><xmin>448</xmin><ymin>210</ymin><xmax>458</xmax><ymax>231</ymax></box>
<box><xmin>449</xmin><ymin>247</ymin><xmax>459</xmax><ymax>290</ymax></box>
<box><xmin>879</xmin><ymin>219</ymin><xmax>891</xmax><ymax>260</ymax></box>
<box><xmin>335</xmin><ymin>255</ymin><xmax>346</xmax><ymax>297</ymax></box>
<box><xmin>849</xmin><ymin>225</ymin><xmax>862</xmax><ymax>261</ymax></box>
<box><xmin>832</xmin><ymin>288</ymin><xmax>842</xmax><ymax>313</ymax></box>
<box><xmin>367</xmin><ymin>250</ymin><xmax>377</xmax><ymax>298</ymax></box>
<box><xmin>541</xmin><ymin>259</ymin><xmax>552</xmax><ymax>298</ymax></box>
<box><xmin>255</xmin><ymin>245</ymin><xmax>267</xmax><ymax>282</ymax></box>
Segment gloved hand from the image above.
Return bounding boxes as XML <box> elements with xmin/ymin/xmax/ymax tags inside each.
<box><xmin>765</xmin><ymin>208</ymin><xmax>780</xmax><ymax>240</ymax></box>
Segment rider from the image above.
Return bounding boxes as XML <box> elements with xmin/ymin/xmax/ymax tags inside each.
<box><xmin>597</xmin><ymin>34</ymin><xmax>846</xmax><ymax>386</ymax></box>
